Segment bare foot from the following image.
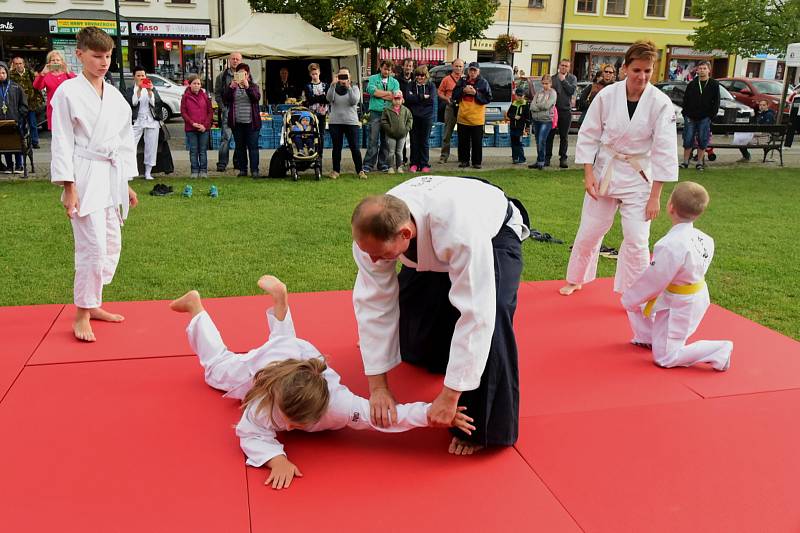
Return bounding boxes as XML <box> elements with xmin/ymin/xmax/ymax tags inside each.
<box><xmin>559</xmin><ymin>283</ymin><xmax>582</xmax><ymax>296</ymax></box>
<box><xmin>89</xmin><ymin>307</ymin><xmax>125</xmax><ymax>322</ymax></box>
<box><xmin>258</xmin><ymin>275</ymin><xmax>287</xmax><ymax>298</ymax></box>
<box><xmin>169</xmin><ymin>290</ymin><xmax>204</xmax><ymax>316</ymax></box>
<box><xmin>448</xmin><ymin>436</ymin><xmax>483</xmax><ymax>456</ymax></box>
<box><xmin>73</xmin><ymin>311</ymin><xmax>96</xmax><ymax>342</ymax></box>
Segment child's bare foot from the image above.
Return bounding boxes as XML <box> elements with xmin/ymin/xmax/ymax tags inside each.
<box><xmin>448</xmin><ymin>436</ymin><xmax>483</xmax><ymax>456</ymax></box>
<box><xmin>258</xmin><ymin>275</ymin><xmax>287</xmax><ymax>298</ymax></box>
<box><xmin>559</xmin><ymin>283</ymin><xmax>582</xmax><ymax>296</ymax></box>
<box><xmin>73</xmin><ymin>309</ymin><xmax>96</xmax><ymax>342</ymax></box>
<box><xmin>169</xmin><ymin>290</ymin><xmax>204</xmax><ymax>316</ymax></box>
<box><xmin>89</xmin><ymin>307</ymin><xmax>125</xmax><ymax>322</ymax></box>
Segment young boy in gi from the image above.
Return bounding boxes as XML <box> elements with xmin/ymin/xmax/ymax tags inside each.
<box><xmin>621</xmin><ymin>181</ymin><xmax>733</xmax><ymax>371</ymax></box>
<box><xmin>50</xmin><ymin>27</ymin><xmax>138</xmax><ymax>342</ymax></box>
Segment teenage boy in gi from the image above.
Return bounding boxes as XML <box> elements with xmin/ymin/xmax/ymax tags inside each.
<box><xmin>50</xmin><ymin>27</ymin><xmax>138</xmax><ymax>342</ymax></box>
<box><xmin>622</xmin><ymin>181</ymin><xmax>732</xmax><ymax>371</ymax></box>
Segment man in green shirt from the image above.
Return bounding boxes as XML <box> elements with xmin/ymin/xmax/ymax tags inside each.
<box><xmin>364</xmin><ymin>60</ymin><xmax>399</xmax><ymax>173</ymax></box>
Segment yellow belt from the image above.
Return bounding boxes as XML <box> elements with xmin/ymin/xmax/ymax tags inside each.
<box><xmin>643</xmin><ymin>280</ymin><xmax>706</xmax><ymax>317</ymax></box>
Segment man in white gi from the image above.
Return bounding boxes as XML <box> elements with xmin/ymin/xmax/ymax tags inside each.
<box><xmin>126</xmin><ymin>65</ymin><xmax>161</xmax><ymax>180</ymax></box>
<box><xmin>560</xmin><ymin>40</ymin><xmax>678</xmax><ymax>296</ymax></box>
<box><xmin>50</xmin><ymin>27</ymin><xmax>138</xmax><ymax>342</ymax></box>
<box><xmin>621</xmin><ymin>182</ymin><xmax>733</xmax><ymax>371</ymax></box>
<box><xmin>351</xmin><ymin>176</ymin><xmax>530</xmax><ymax>455</ymax></box>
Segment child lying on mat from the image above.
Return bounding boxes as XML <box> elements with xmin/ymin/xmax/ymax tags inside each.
<box><xmin>170</xmin><ymin>275</ymin><xmax>475</xmax><ymax>490</ymax></box>
<box><xmin>621</xmin><ymin>181</ymin><xmax>733</xmax><ymax>371</ymax></box>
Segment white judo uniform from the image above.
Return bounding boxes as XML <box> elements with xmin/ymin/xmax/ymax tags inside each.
<box><xmin>571</xmin><ymin>81</ymin><xmax>679</xmax><ymax>293</ymax></box>
<box><xmin>50</xmin><ymin>73</ymin><xmax>138</xmax><ymax>309</ymax></box>
<box><xmin>621</xmin><ymin>223</ymin><xmax>733</xmax><ymax>370</ymax></box>
<box><xmin>186</xmin><ymin>307</ymin><xmax>430</xmax><ymax>467</ymax></box>
<box><xmin>131</xmin><ymin>89</ymin><xmax>159</xmax><ymax>171</ymax></box>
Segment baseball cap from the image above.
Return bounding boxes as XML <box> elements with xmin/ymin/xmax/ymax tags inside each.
<box><xmin>467</xmin><ymin>62</ymin><xmax>480</xmax><ymax>70</ymax></box>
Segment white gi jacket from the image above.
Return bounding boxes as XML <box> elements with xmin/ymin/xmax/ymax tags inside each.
<box><xmin>352</xmin><ymin>176</ymin><xmax>529</xmax><ymax>392</ymax></box>
<box><xmin>186</xmin><ymin>308</ymin><xmax>430</xmax><ymax>467</ymax></box>
<box><xmin>621</xmin><ymin>222</ymin><xmax>714</xmax><ymax>335</ymax></box>
<box><xmin>576</xmin><ymin>81</ymin><xmax>678</xmax><ymax>195</ymax></box>
<box><xmin>50</xmin><ymin>73</ymin><xmax>138</xmax><ymax>220</ymax></box>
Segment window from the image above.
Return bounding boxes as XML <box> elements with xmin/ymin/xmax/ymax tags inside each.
<box><xmin>646</xmin><ymin>0</ymin><xmax>666</xmax><ymax>17</ymax></box>
<box><xmin>170</xmin><ymin>0</ymin><xmax>192</xmax><ymax>4</ymax></box>
<box><xmin>528</xmin><ymin>0</ymin><xmax>544</xmax><ymax>7</ymax></box>
<box><xmin>606</xmin><ymin>0</ymin><xmax>626</xmax><ymax>15</ymax></box>
<box><xmin>577</xmin><ymin>0</ymin><xmax>596</xmax><ymax>14</ymax></box>
<box><xmin>683</xmin><ymin>0</ymin><xmax>698</xmax><ymax>18</ymax></box>
<box><xmin>530</xmin><ymin>55</ymin><xmax>551</xmax><ymax>77</ymax></box>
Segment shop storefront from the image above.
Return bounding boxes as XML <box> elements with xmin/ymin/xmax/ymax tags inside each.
<box><xmin>665</xmin><ymin>46</ymin><xmax>729</xmax><ymax>81</ymax></box>
<box><xmin>571</xmin><ymin>42</ymin><xmax>634</xmax><ymax>81</ymax></box>
<box><xmin>129</xmin><ymin>22</ymin><xmax>211</xmax><ymax>83</ymax></box>
<box><xmin>0</xmin><ymin>16</ymin><xmax>52</xmax><ymax>70</ymax></box>
<box><xmin>48</xmin><ymin>12</ymin><xmax>129</xmax><ymax>74</ymax></box>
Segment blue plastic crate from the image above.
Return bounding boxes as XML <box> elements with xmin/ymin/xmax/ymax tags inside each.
<box><xmin>482</xmin><ymin>135</ymin><xmax>495</xmax><ymax>147</ymax></box>
<box><xmin>521</xmin><ymin>135</ymin><xmax>531</xmax><ymax>147</ymax></box>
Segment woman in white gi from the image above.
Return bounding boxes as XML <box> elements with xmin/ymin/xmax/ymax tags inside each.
<box><xmin>621</xmin><ymin>182</ymin><xmax>733</xmax><ymax>371</ymax></box>
<box><xmin>50</xmin><ymin>27</ymin><xmax>138</xmax><ymax>342</ymax></box>
<box><xmin>126</xmin><ymin>65</ymin><xmax>161</xmax><ymax>180</ymax></box>
<box><xmin>170</xmin><ymin>275</ymin><xmax>475</xmax><ymax>490</ymax></box>
<box><xmin>351</xmin><ymin>176</ymin><xmax>530</xmax><ymax>456</ymax></box>
<box><xmin>560</xmin><ymin>40</ymin><xmax>678</xmax><ymax>296</ymax></box>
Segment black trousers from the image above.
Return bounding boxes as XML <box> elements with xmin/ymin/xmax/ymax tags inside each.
<box><xmin>398</xmin><ymin>225</ymin><xmax>523</xmax><ymax>447</ymax></box>
<box><xmin>329</xmin><ymin>124</ymin><xmax>363</xmax><ymax>173</ymax></box>
<box><xmin>545</xmin><ymin>106</ymin><xmax>571</xmax><ymax>161</ymax></box>
<box><xmin>457</xmin><ymin>124</ymin><xmax>484</xmax><ymax>166</ymax></box>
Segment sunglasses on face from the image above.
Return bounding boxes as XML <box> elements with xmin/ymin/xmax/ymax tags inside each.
<box><xmin>604</xmin><ymin>70</ymin><xmax>615</xmax><ymax>74</ymax></box>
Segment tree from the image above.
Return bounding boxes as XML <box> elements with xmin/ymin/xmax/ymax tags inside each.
<box><xmin>249</xmin><ymin>0</ymin><xmax>498</xmax><ymax>72</ymax></box>
<box><xmin>689</xmin><ymin>0</ymin><xmax>800</xmax><ymax>57</ymax></box>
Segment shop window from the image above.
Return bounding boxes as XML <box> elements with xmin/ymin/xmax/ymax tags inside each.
<box><xmin>682</xmin><ymin>0</ymin><xmax>699</xmax><ymax>19</ymax></box>
<box><xmin>476</xmin><ymin>51</ymin><xmax>494</xmax><ymax>63</ymax></box>
<box><xmin>528</xmin><ymin>0</ymin><xmax>544</xmax><ymax>7</ymax></box>
<box><xmin>529</xmin><ymin>55</ymin><xmax>551</xmax><ymax>77</ymax></box>
<box><xmin>646</xmin><ymin>0</ymin><xmax>666</xmax><ymax>17</ymax></box>
<box><xmin>577</xmin><ymin>0</ymin><xmax>597</xmax><ymax>14</ymax></box>
<box><xmin>606</xmin><ymin>0</ymin><xmax>626</xmax><ymax>15</ymax></box>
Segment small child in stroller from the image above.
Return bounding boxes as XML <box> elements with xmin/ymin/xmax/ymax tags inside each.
<box><xmin>291</xmin><ymin>111</ymin><xmax>316</xmax><ymax>155</ymax></box>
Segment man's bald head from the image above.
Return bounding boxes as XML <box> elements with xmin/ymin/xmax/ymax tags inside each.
<box><xmin>351</xmin><ymin>195</ymin><xmax>411</xmax><ymax>242</ymax></box>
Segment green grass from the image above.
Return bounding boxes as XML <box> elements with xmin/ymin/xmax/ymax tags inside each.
<box><xmin>1</xmin><ymin>168</ymin><xmax>798</xmax><ymax>339</ymax></box>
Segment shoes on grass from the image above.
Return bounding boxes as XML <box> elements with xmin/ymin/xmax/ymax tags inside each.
<box><xmin>530</xmin><ymin>230</ymin><xmax>564</xmax><ymax>244</ymax></box>
<box><xmin>209</xmin><ymin>185</ymin><xmax>219</xmax><ymax>198</ymax></box>
<box><xmin>149</xmin><ymin>184</ymin><xmax>173</xmax><ymax>196</ymax></box>
<box><xmin>182</xmin><ymin>184</ymin><xmax>193</xmax><ymax>198</ymax></box>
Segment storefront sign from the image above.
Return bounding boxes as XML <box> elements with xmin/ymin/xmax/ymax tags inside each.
<box><xmin>669</xmin><ymin>46</ymin><xmax>727</xmax><ymax>58</ymax></box>
<box><xmin>786</xmin><ymin>43</ymin><xmax>800</xmax><ymax>68</ymax></box>
<box><xmin>49</xmin><ymin>19</ymin><xmax>129</xmax><ymax>36</ymax></box>
<box><xmin>470</xmin><ymin>38</ymin><xmax>522</xmax><ymax>53</ymax></box>
<box><xmin>0</xmin><ymin>17</ymin><xmax>50</xmax><ymax>34</ymax></box>
<box><xmin>131</xmin><ymin>22</ymin><xmax>210</xmax><ymax>37</ymax></box>
<box><xmin>575</xmin><ymin>43</ymin><xmax>630</xmax><ymax>54</ymax></box>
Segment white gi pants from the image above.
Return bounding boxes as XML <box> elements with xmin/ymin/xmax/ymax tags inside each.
<box><xmin>71</xmin><ymin>206</ymin><xmax>121</xmax><ymax>309</ymax></box>
<box><xmin>187</xmin><ymin>311</ymin><xmax>258</xmax><ymax>392</ymax></box>
<box><xmin>566</xmin><ymin>191</ymin><xmax>651</xmax><ymax>293</ymax></box>
<box><xmin>133</xmin><ymin>123</ymin><xmax>159</xmax><ymax>168</ymax></box>
<box><xmin>627</xmin><ymin>308</ymin><xmax>733</xmax><ymax>370</ymax></box>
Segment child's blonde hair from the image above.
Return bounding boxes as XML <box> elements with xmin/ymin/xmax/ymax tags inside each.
<box><xmin>670</xmin><ymin>181</ymin><xmax>709</xmax><ymax>220</ymax></box>
<box><xmin>242</xmin><ymin>357</ymin><xmax>330</xmax><ymax>426</ymax></box>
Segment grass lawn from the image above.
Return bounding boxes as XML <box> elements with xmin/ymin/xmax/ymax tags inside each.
<box><xmin>1</xmin><ymin>167</ymin><xmax>798</xmax><ymax>340</ymax></box>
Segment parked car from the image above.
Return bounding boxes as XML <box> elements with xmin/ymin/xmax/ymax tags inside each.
<box><xmin>654</xmin><ymin>80</ymin><xmax>754</xmax><ymax>126</ymax></box>
<box><xmin>428</xmin><ymin>62</ymin><xmax>514</xmax><ymax>123</ymax></box>
<box><xmin>718</xmin><ymin>77</ymin><xmax>790</xmax><ymax>116</ymax></box>
<box><xmin>120</xmin><ymin>73</ymin><xmax>184</xmax><ymax>122</ymax></box>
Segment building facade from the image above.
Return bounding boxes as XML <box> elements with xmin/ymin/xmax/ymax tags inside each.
<box><xmin>561</xmin><ymin>0</ymin><xmax>735</xmax><ymax>81</ymax></box>
<box><xmin>0</xmin><ymin>0</ymin><xmax>215</xmax><ymax>83</ymax></box>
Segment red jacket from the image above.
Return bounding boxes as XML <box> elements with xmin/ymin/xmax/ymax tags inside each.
<box><xmin>181</xmin><ymin>87</ymin><xmax>212</xmax><ymax>132</ymax></box>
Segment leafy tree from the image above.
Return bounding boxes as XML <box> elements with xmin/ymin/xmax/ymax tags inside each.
<box><xmin>689</xmin><ymin>0</ymin><xmax>800</xmax><ymax>57</ymax></box>
<box><xmin>249</xmin><ymin>0</ymin><xmax>498</xmax><ymax>72</ymax></box>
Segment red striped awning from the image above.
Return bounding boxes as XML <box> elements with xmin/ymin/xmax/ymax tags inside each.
<box><xmin>378</xmin><ymin>47</ymin><xmax>446</xmax><ymax>63</ymax></box>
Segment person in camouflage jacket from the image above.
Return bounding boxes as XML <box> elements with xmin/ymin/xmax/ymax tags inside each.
<box><xmin>9</xmin><ymin>56</ymin><xmax>43</xmax><ymax>148</ymax></box>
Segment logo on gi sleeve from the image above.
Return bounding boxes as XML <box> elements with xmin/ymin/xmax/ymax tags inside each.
<box><xmin>351</xmin><ymin>412</ymin><xmax>360</xmax><ymax>423</ymax></box>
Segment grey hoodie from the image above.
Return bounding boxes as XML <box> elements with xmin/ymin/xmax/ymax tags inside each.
<box><xmin>0</xmin><ymin>62</ymin><xmax>29</xmax><ymax>122</ymax></box>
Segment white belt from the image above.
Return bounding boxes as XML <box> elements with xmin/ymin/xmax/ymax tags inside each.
<box><xmin>599</xmin><ymin>145</ymin><xmax>650</xmax><ymax>196</ymax></box>
<box><xmin>74</xmin><ymin>145</ymin><xmax>129</xmax><ymax>222</ymax></box>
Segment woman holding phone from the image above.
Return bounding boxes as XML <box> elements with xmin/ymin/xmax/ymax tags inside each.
<box><xmin>33</xmin><ymin>50</ymin><xmax>76</xmax><ymax>129</ymax></box>
<box><xmin>326</xmin><ymin>67</ymin><xmax>366</xmax><ymax>179</ymax></box>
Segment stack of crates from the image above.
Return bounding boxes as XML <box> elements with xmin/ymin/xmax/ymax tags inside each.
<box><xmin>482</xmin><ymin>124</ymin><xmax>496</xmax><ymax>148</ymax></box>
<box><xmin>429</xmin><ymin>122</ymin><xmax>443</xmax><ymax>148</ymax></box>
<box><xmin>495</xmin><ymin>123</ymin><xmax>511</xmax><ymax>148</ymax></box>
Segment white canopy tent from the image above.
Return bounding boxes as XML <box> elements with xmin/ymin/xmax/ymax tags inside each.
<box><xmin>205</xmin><ymin>13</ymin><xmax>358</xmax><ymax>59</ymax></box>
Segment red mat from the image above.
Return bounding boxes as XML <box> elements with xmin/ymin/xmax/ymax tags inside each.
<box><xmin>514</xmin><ymin>389</ymin><xmax>800</xmax><ymax>533</ymax></box>
<box><xmin>0</xmin><ymin>304</ymin><xmax>62</xmax><ymax>400</ymax></box>
<box><xmin>246</xmin><ymin>429</ymin><xmax>582</xmax><ymax>533</ymax></box>
<box><xmin>0</xmin><ymin>357</ymin><xmax>250</xmax><ymax>532</ymax></box>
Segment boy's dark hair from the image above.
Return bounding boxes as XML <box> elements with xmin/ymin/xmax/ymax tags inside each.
<box><xmin>76</xmin><ymin>27</ymin><xmax>114</xmax><ymax>52</ymax></box>
<box><xmin>133</xmin><ymin>65</ymin><xmax>147</xmax><ymax>75</ymax></box>
<box><xmin>380</xmin><ymin>59</ymin><xmax>394</xmax><ymax>70</ymax></box>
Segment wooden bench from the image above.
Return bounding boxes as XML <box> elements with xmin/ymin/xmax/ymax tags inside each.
<box><xmin>709</xmin><ymin>123</ymin><xmax>788</xmax><ymax>166</ymax></box>
<box><xmin>0</xmin><ymin>119</ymin><xmax>34</xmax><ymax>178</ymax></box>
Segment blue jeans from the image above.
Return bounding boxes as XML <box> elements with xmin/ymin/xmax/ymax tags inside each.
<box><xmin>186</xmin><ymin>131</ymin><xmax>209</xmax><ymax>173</ymax></box>
<box><xmin>510</xmin><ymin>126</ymin><xmax>525</xmax><ymax>163</ymax></box>
<box><xmin>410</xmin><ymin>117</ymin><xmax>432</xmax><ymax>168</ymax></box>
<box><xmin>364</xmin><ymin>110</ymin><xmax>389</xmax><ymax>171</ymax></box>
<box><xmin>28</xmin><ymin>111</ymin><xmax>39</xmax><ymax>145</ymax></box>
<box><xmin>533</xmin><ymin>120</ymin><xmax>552</xmax><ymax>164</ymax></box>
<box><xmin>232</xmin><ymin>123</ymin><xmax>260</xmax><ymax>174</ymax></box>
<box><xmin>217</xmin><ymin>107</ymin><xmax>233</xmax><ymax>169</ymax></box>
<box><xmin>683</xmin><ymin>117</ymin><xmax>711</xmax><ymax>149</ymax></box>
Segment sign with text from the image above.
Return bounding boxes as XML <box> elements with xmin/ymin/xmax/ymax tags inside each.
<box><xmin>49</xmin><ymin>19</ymin><xmax>129</xmax><ymax>36</ymax></box>
<box><xmin>470</xmin><ymin>38</ymin><xmax>522</xmax><ymax>53</ymax></box>
<box><xmin>786</xmin><ymin>43</ymin><xmax>800</xmax><ymax>68</ymax></box>
<box><xmin>132</xmin><ymin>22</ymin><xmax>210</xmax><ymax>37</ymax></box>
<box><xmin>575</xmin><ymin>42</ymin><xmax>629</xmax><ymax>54</ymax></box>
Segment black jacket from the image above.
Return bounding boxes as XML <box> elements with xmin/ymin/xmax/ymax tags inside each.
<box><xmin>682</xmin><ymin>77</ymin><xmax>720</xmax><ymax>121</ymax></box>
<box><xmin>125</xmin><ymin>85</ymin><xmax>163</xmax><ymax>122</ymax></box>
<box><xmin>0</xmin><ymin>79</ymin><xmax>28</xmax><ymax>124</ymax></box>
<box><xmin>214</xmin><ymin>68</ymin><xmax>235</xmax><ymax>107</ymax></box>
<box><xmin>404</xmin><ymin>80</ymin><xmax>437</xmax><ymax>120</ymax></box>
<box><xmin>452</xmin><ymin>76</ymin><xmax>492</xmax><ymax>106</ymax></box>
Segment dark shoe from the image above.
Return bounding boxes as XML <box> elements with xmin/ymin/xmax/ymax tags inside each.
<box><xmin>32</xmin><ymin>143</ymin><xmax>40</xmax><ymax>149</ymax></box>
<box><xmin>695</xmin><ymin>163</ymin><xmax>705</xmax><ymax>171</ymax></box>
<box><xmin>216</xmin><ymin>165</ymin><xmax>226</xmax><ymax>172</ymax></box>
<box><xmin>13</xmin><ymin>165</ymin><xmax>24</xmax><ymax>173</ymax></box>
<box><xmin>458</xmin><ymin>161</ymin><xmax>470</xmax><ymax>168</ymax></box>
<box><xmin>527</xmin><ymin>163</ymin><xmax>538</xmax><ymax>169</ymax></box>
<box><xmin>679</xmin><ymin>162</ymin><xmax>689</xmax><ymax>169</ymax></box>
<box><xmin>543</xmin><ymin>160</ymin><xmax>551</xmax><ymax>167</ymax></box>
<box><xmin>559</xmin><ymin>159</ymin><xmax>569</xmax><ymax>169</ymax></box>
<box><xmin>237</xmin><ymin>171</ymin><xmax>247</xmax><ymax>177</ymax></box>
<box><xmin>471</xmin><ymin>164</ymin><xmax>482</xmax><ymax>169</ymax></box>
<box><xmin>251</xmin><ymin>172</ymin><xmax>261</xmax><ymax>179</ymax></box>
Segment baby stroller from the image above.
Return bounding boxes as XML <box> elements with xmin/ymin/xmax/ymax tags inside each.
<box><xmin>281</xmin><ymin>107</ymin><xmax>323</xmax><ymax>181</ymax></box>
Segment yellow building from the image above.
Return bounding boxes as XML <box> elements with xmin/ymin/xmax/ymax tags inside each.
<box><xmin>561</xmin><ymin>0</ymin><xmax>735</xmax><ymax>81</ymax></box>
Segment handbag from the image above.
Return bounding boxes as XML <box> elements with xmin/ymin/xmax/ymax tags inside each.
<box><xmin>552</xmin><ymin>106</ymin><xmax>559</xmax><ymax>129</ymax></box>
